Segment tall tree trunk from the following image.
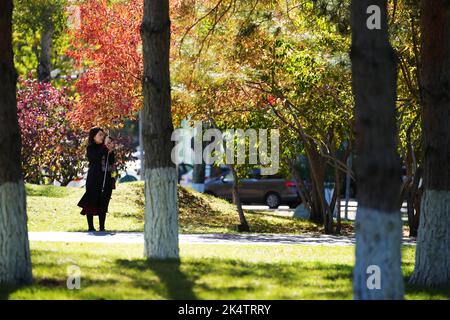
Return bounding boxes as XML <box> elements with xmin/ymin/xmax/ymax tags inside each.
<box><xmin>410</xmin><ymin>0</ymin><xmax>450</xmax><ymax>287</ymax></box>
<box><xmin>37</xmin><ymin>23</ymin><xmax>53</xmax><ymax>83</ymax></box>
<box><xmin>0</xmin><ymin>0</ymin><xmax>33</xmax><ymax>285</ymax></box>
<box><xmin>351</xmin><ymin>0</ymin><xmax>404</xmax><ymax>299</ymax></box>
<box><xmin>140</xmin><ymin>0</ymin><xmax>179</xmax><ymax>259</ymax></box>
<box><xmin>406</xmin><ymin>166</ymin><xmax>422</xmax><ymax>237</ymax></box>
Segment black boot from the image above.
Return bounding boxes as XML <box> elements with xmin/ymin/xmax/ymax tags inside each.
<box><xmin>87</xmin><ymin>214</ymin><xmax>96</xmax><ymax>232</ymax></box>
<box><xmin>99</xmin><ymin>213</ymin><xmax>106</xmax><ymax>232</ymax></box>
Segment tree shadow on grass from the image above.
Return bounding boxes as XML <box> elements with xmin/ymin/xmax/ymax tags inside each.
<box><xmin>0</xmin><ymin>276</ymin><xmax>72</xmax><ymax>300</ymax></box>
<box><xmin>1</xmin><ymin>257</ymin><xmax>355</xmax><ymax>300</ymax></box>
<box><xmin>405</xmin><ymin>282</ymin><xmax>450</xmax><ymax>299</ymax></box>
<box><xmin>115</xmin><ymin>257</ymin><xmax>354</xmax><ymax>300</ymax></box>
<box><xmin>0</xmin><ymin>275</ymin><xmax>123</xmax><ymax>300</ymax></box>
<box><xmin>401</xmin><ymin>262</ymin><xmax>450</xmax><ymax>299</ymax></box>
<box><xmin>116</xmin><ymin>258</ymin><xmax>197</xmax><ymax>300</ymax></box>
<box><xmin>0</xmin><ymin>251</ymin><xmax>123</xmax><ymax>300</ymax></box>
<box><xmin>0</xmin><ymin>285</ymin><xmax>22</xmax><ymax>300</ymax></box>
<box><xmin>192</xmin><ymin>260</ymin><xmax>353</xmax><ymax>299</ymax></box>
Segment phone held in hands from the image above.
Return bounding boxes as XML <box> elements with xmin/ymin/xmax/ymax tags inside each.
<box><xmin>104</xmin><ymin>136</ymin><xmax>115</xmax><ymax>151</ymax></box>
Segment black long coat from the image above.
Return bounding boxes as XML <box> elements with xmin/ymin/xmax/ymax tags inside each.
<box><xmin>77</xmin><ymin>143</ymin><xmax>115</xmax><ymax>215</ymax></box>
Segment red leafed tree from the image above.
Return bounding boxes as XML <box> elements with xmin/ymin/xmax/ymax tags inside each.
<box><xmin>17</xmin><ymin>76</ymin><xmax>136</xmax><ymax>185</ymax></box>
<box><xmin>67</xmin><ymin>0</ymin><xmax>143</xmax><ymax>129</ymax></box>
<box><xmin>17</xmin><ymin>76</ymin><xmax>85</xmax><ymax>185</ymax></box>
<box><xmin>67</xmin><ymin>0</ymin><xmax>185</xmax><ymax>129</ymax></box>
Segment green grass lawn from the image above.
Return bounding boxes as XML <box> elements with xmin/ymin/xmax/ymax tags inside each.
<box><xmin>1</xmin><ymin>242</ymin><xmax>449</xmax><ymax>300</ymax></box>
<box><xmin>26</xmin><ymin>182</ymin><xmax>353</xmax><ymax>234</ymax></box>
<box><xmin>18</xmin><ymin>182</ymin><xmax>443</xmax><ymax>300</ymax></box>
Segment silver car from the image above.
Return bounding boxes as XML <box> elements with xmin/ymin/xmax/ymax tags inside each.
<box><xmin>204</xmin><ymin>170</ymin><xmax>301</xmax><ymax>209</ymax></box>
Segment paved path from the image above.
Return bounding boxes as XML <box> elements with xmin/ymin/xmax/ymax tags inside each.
<box><xmin>28</xmin><ymin>232</ymin><xmax>416</xmax><ymax>246</ymax></box>
<box><xmin>243</xmin><ymin>201</ymin><xmax>409</xmax><ymax>222</ymax></box>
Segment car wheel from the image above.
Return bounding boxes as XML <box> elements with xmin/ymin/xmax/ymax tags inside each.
<box><xmin>288</xmin><ymin>202</ymin><xmax>300</xmax><ymax>209</ymax></box>
<box><xmin>265</xmin><ymin>193</ymin><xmax>281</xmax><ymax>209</ymax></box>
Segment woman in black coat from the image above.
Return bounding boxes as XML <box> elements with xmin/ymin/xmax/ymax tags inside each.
<box><xmin>77</xmin><ymin>127</ymin><xmax>116</xmax><ymax>232</ymax></box>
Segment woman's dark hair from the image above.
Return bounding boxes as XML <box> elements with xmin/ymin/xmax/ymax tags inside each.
<box><xmin>88</xmin><ymin>127</ymin><xmax>104</xmax><ymax>145</ymax></box>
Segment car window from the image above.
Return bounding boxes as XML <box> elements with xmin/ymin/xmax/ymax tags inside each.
<box><xmin>222</xmin><ymin>172</ymin><xmax>234</xmax><ymax>182</ymax></box>
<box><xmin>248</xmin><ymin>168</ymin><xmax>261</xmax><ymax>179</ymax></box>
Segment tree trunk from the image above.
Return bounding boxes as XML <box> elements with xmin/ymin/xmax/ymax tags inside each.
<box><xmin>140</xmin><ymin>0</ymin><xmax>179</xmax><ymax>259</ymax></box>
<box><xmin>329</xmin><ymin>144</ymin><xmax>350</xmax><ymax>234</ymax></box>
<box><xmin>192</xmin><ymin>164</ymin><xmax>205</xmax><ymax>189</ymax></box>
<box><xmin>206</xmin><ymin>116</ymin><xmax>250</xmax><ymax>231</ymax></box>
<box><xmin>37</xmin><ymin>23</ymin><xmax>53</xmax><ymax>83</ymax></box>
<box><xmin>410</xmin><ymin>0</ymin><xmax>450</xmax><ymax>287</ymax></box>
<box><xmin>310</xmin><ymin>178</ymin><xmax>324</xmax><ymax>224</ymax></box>
<box><xmin>334</xmin><ymin>161</ymin><xmax>342</xmax><ymax>235</ymax></box>
<box><xmin>288</xmin><ymin>160</ymin><xmax>311</xmax><ymax>211</ymax></box>
<box><xmin>399</xmin><ymin>118</ymin><xmax>421</xmax><ymax>237</ymax></box>
<box><xmin>310</xmin><ymin>148</ymin><xmax>334</xmax><ymax>233</ymax></box>
<box><xmin>0</xmin><ymin>0</ymin><xmax>33</xmax><ymax>285</ymax></box>
<box><xmin>229</xmin><ymin>164</ymin><xmax>250</xmax><ymax>232</ymax></box>
<box><xmin>307</xmin><ymin>147</ymin><xmax>328</xmax><ymax>225</ymax></box>
<box><xmin>351</xmin><ymin>0</ymin><xmax>404</xmax><ymax>299</ymax></box>
<box><xmin>406</xmin><ymin>167</ymin><xmax>422</xmax><ymax>237</ymax></box>
<box><xmin>192</xmin><ymin>121</ymin><xmax>207</xmax><ymax>192</ymax></box>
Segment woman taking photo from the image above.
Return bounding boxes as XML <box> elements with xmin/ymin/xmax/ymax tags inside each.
<box><xmin>78</xmin><ymin>127</ymin><xmax>116</xmax><ymax>232</ymax></box>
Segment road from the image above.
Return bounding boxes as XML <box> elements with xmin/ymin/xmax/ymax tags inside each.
<box><xmin>243</xmin><ymin>200</ymin><xmax>359</xmax><ymax>219</ymax></box>
<box><xmin>243</xmin><ymin>200</ymin><xmax>408</xmax><ymax>221</ymax></box>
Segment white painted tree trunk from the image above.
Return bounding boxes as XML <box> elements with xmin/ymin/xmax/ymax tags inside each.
<box><xmin>353</xmin><ymin>208</ymin><xmax>404</xmax><ymax>299</ymax></box>
<box><xmin>0</xmin><ymin>181</ymin><xmax>32</xmax><ymax>285</ymax></box>
<box><xmin>409</xmin><ymin>190</ymin><xmax>450</xmax><ymax>286</ymax></box>
<box><xmin>143</xmin><ymin>167</ymin><xmax>179</xmax><ymax>259</ymax></box>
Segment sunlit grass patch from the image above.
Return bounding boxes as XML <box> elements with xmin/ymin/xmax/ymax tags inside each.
<box><xmin>1</xmin><ymin>242</ymin><xmax>449</xmax><ymax>300</ymax></box>
<box><xmin>26</xmin><ymin>182</ymin><xmax>341</xmax><ymax>235</ymax></box>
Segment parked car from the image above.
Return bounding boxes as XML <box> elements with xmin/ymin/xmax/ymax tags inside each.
<box><xmin>204</xmin><ymin>169</ymin><xmax>301</xmax><ymax>209</ymax></box>
<box><xmin>179</xmin><ymin>164</ymin><xmax>218</xmax><ymax>187</ymax></box>
<box><xmin>178</xmin><ymin>163</ymin><xmax>194</xmax><ymax>185</ymax></box>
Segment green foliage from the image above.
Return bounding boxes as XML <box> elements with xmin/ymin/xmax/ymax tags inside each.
<box><xmin>173</xmin><ymin>0</ymin><xmax>353</xmax><ymax>179</ymax></box>
<box><xmin>389</xmin><ymin>0</ymin><xmax>422</xmax><ymax>169</ymax></box>
<box><xmin>14</xmin><ymin>0</ymin><xmax>68</xmax><ymax>31</ymax></box>
<box><xmin>13</xmin><ymin>0</ymin><xmax>74</xmax><ymax>84</ymax></box>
